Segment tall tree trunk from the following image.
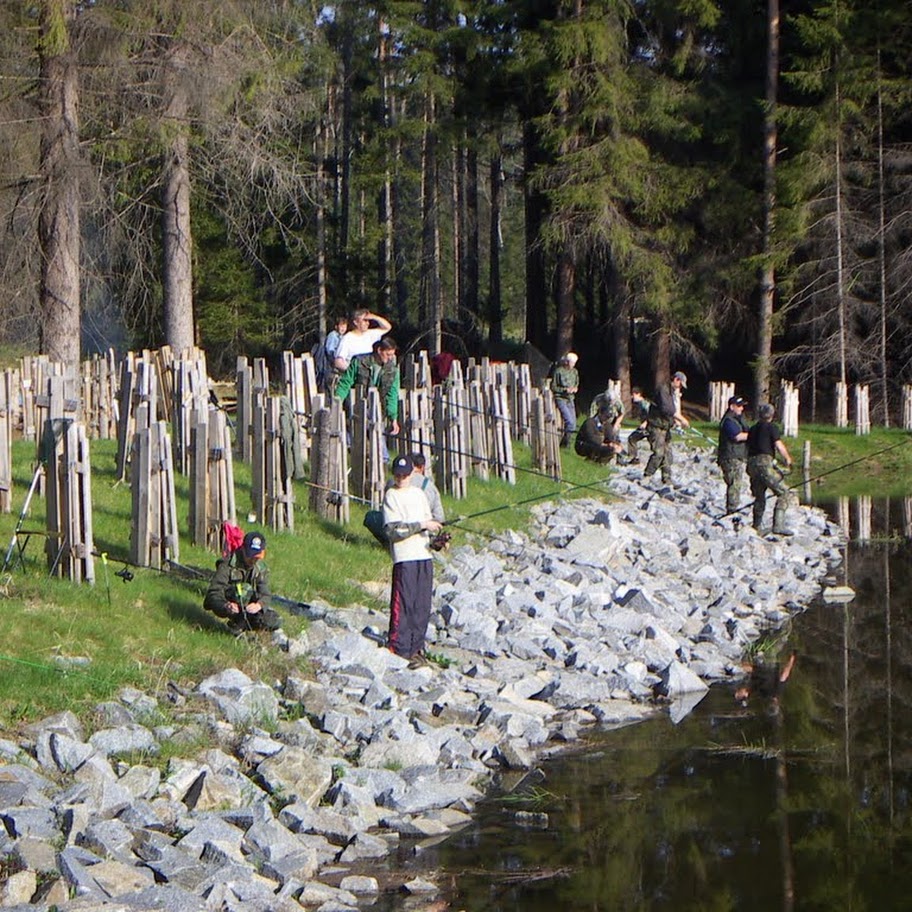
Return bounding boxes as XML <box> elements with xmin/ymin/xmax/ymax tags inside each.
<box><xmin>555</xmin><ymin>249</ymin><xmax>575</xmax><ymax>357</ymax></box>
<box><xmin>754</xmin><ymin>0</ymin><xmax>779</xmax><ymax>406</ymax></box>
<box><xmin>876</xmin><ymin>49</ymin><xmax>889</xmax><ymax>426</ymax></box>
<box><xmin>339</xmin><ymin>23</ymin><xmax>354</xmax><ymax>298</ymax></box>
<box><xmin>316</xmin><ymin>118</ymin><xmax>328</xmax><ymax>340</ymax></box>
<box><xmin>465</xmin><ymin>145</ymin><xmax>480</xmax><ymax>319</ymax></box>
<box><xmin>452</xmin><ymin>142</ymin><xmax>462</xmax><ymax>329</ymax></box>
<box><xmin>391</xmin><ymin>97</ymin><xmax>409</xmax><ymax>326</ymax></box>
<box><xmin>613</xmin><ymin>292</ymin><xmax>632</xmax><ymax>404</ymax></box>
<box><xmin>38</xmin><ymin>0</ymin><xmax>81</xmax><ymax>370</ymax></box>
<box><xmin>523</xmin><ymin>123</ymin><xmax>548</xmax><ymax>349</ymax></box>
<box><xmin>420</xmin><ymin>91</ymin><xmax>442</xmax><ymax>353</ymax></box>
<box><xmin>488</xmin><ymin>150</ymin><xmax>503</xmax><ymax>350</ymax></box>
<box><xmin>377</xmin><ymin>18</ymin><xmax>392</xmax><ymax>314</ymax></box>
<box><xmin>834</xmin><ymin>82</ymin><xmax>847</xmax><ymax>388</ymax></box>
<box><xmin>161</xmin><ymin>43</ymin><xmax>194</xmax><ymax>355</ymax></box>
<box><xmin>652</xmin><ymin>324</ymin><xmax>671</xmax><ymax>391</ymax></box>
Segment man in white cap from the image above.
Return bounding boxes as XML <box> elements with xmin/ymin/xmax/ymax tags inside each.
<box><xmin>644</xmin><ymin>370</ymin><xmax>690</xmax><ymax>485</ymax></box>
<box><xmin>552</xmin><ymin>352</ymin><xmax>580</xmax><ymax>447</ymax></box>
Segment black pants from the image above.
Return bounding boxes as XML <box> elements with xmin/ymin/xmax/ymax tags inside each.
<box><xmin>388</xmin><ymin>559</ymin><xmax>434</xmax><ymax>658</ymax></box>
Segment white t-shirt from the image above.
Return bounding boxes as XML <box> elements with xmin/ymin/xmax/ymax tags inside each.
<box><xmin>382</xmin><ymin>484</ymin><xmax>432</xmax><ymax>564</ymax></box>
<box><xmin>336</xmin><ymin>328</ymin><xmax>384</xmax><ymax>366</ymax></box>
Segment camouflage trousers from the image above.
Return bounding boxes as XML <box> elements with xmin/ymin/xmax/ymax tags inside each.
<box><xmin>747</xmin><ymin>454</ymin><xmax>795</xmax><ymax>530</ymax></box>
<box><xmin>644</xmin><ymin>422</ymin><xmax>674</xmax><ymax>483</ymax></box>
<box><xmin>626</xmin><ymin>426</ymin><xmax>648</xmax><ymax>462</ymax></box>
<box><xmin>719</xmin><ymin>457</ymin><xmax>747</xmax><ymax>515</ymax></box>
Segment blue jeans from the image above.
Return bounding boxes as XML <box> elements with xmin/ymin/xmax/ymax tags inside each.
<box><xmin>556</xmin><ymin>398</ymin><xmax>576</xmax><ymax>446</ymax></box>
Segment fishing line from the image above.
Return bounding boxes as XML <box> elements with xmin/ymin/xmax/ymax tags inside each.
<box><xmin>713</xmin><ymin>434</ymin><xmax>912</xmax><ymax>523</ymax></box>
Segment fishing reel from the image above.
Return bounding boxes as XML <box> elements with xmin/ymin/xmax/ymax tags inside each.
<box><xmin>115</xmin><ymin>567</ymin><xmax>134</xmax><ymax>583</ymax></box>
<box><xmin>429</xmin><ymin>530</ymin><xmax>452</xmax><ymax>552</ymax></box>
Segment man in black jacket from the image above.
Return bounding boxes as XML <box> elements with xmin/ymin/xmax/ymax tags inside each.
<box><xmin>718</xmin><ymin>395</ymin><xmax>750</xmax><ymax>515</ymax></box>
<box><xmin>575</xmin><ymin>404</ymin><xmax>624</xmax><ymax>464</ymax></box>
<box><xmin>644</xmin><ymin>371</ymin><xmax>690</xmax><ymax>484</ymax></box>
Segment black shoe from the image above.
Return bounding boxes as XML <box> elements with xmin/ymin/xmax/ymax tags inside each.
<box><xmin>226</xmin><ymin>617</ymin><xmax>248</xmax><ymax>637</ymax></box>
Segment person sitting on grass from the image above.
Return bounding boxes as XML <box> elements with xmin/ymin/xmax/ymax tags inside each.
<box><xmin>203</xmin><ymin>531</ymin><xmax>280</xmax><ymax>635</ymax></box>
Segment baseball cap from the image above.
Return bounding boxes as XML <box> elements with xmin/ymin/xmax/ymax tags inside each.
<box><xmin>242</xmin><ymin>531</ymin><xmax>266</xmax><ymax>557</ymax></box>
<box><xmin>673</xmin><ymin>371</ymin><xmax>688</xmax><ymax>389</ymax></box>
<box><xmin>729</xmin><ymin>396</ymin><xmax>747</xmax><ymax>407</ymax></box>
<box><xmin>392</xmin><ymin>455</ymin><xmax>413</xmax><ymax>476</ymax></box>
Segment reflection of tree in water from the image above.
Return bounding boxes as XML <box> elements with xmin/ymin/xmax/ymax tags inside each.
<box><xmin>788</xmin><ymin>524</ymin><xmax>912</xmax><ymax>910</ymax></box>
<box><xmin>429</xmin><ymin>514</ymin><xmax>912</xmax><ymax>912</ymax></box>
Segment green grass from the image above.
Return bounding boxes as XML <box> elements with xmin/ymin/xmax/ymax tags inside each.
<box><xmin>0</xmin><ymin>436</ymin><xmax>615</xmax><ymax>729</ymax></box>
<box><xmin>1</xmin><ymin>419</ymin><xmax>908</xmax><ymax>731</ymax></box>
<box><xmin>687</xmin><ymin>421</ymin><xmax>912</xmax><ymax>497</ymax></box>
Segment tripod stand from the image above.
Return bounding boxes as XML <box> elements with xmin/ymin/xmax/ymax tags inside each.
<box><xmin>2</xmin><ymin>463</ymin><xmax>45</xmax><ymax>573</ymax></box>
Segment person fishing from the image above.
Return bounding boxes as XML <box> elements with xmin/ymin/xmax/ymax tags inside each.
<box><xmin>747</xmin><ymin>403</ymin><xmax>795</xmax><ymax>535</ymax></box>
<box><xmin>203</xmin><ymin>531</ymin><xmax>280</xmax><ymax>635</ymax></box>
<box><xmin>643</xmin><ymin>371</ymin><xmax>690</xmax><ymax>485</ymax></box>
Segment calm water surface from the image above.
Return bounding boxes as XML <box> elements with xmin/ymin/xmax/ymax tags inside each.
<box><xmin>380</xmin><ymin>497</ymin><xmax>912</xmax><ymax>911</ymax></box>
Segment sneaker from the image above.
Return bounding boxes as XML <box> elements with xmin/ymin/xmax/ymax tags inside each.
<box><xmin>772</xmin><ymin>527</ymin><xmax>794</xmax><ymax>536</ymax></box>
<box><xmin>407</xmin><ymin>652</ymin><xmax>431</xmax><ymax>670</ymax></box>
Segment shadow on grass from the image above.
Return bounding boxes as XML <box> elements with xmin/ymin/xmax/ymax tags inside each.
<box><xmin>165</xmin><ymin>596</ymin><xmax>229</xmax><ymax>635</ymax></box>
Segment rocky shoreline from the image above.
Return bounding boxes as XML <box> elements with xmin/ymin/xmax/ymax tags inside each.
<box><xmin>0</xmin><ymin>448</ymin><xmax>844</xmax><ymax>910</ymax></box>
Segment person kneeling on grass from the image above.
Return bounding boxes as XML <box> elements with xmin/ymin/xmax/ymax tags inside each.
<box><xmin>204</xmin><ymin>531</ymin><xmax>280</xmax><ymax>635</ymax></box>
<box><xmin>382</xmin><ymin>455</ymin><xmax>443</xmax><ymax>668</ymax></box>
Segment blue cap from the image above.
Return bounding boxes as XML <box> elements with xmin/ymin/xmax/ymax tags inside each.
<box><xmin>392</xmin><ymin>455</ymin><xmax>413</xmax><ymax>476</ymax></box>
<box><xmin>242</xmin><ymin>531</ymin><xmax>266</xmax><ymax>557</ymax></box>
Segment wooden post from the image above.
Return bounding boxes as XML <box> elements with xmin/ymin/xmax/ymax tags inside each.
<box><xmin>236</xmin><ymin>356</ymin><xmax>253</xmax><ymax>462</ymax></box>
<box><xmin>0</xmin><ymin>376</ymin><xmax>11</xmax><ymax>513</ymax></box>
<box><xmin>835</xmin><ymin>380</ymin><xmax>848</xmax><ymax>428</ymax></box>
<box><xmin>309</xmin><ymin>398</ymin><xmax>349</xmax><ymax>523</ymax></box>
<box><xmin>46</xmin><ymin>419</ymin><xmax>94</xmax><ymax>583</ymax></box>
<box><xmin>854</xmin><ymin>384</ymin><xmax>870</xmax><ymax>435</ymax></box>
<box><xmin>709</xmin><ymin>381</ymin><xmax>736</xmax><ymax>422</ymax></box>
<box><xmin>902</xmin><ymin>385</ymin><xmax>912</xmax><ymax>431</ymax></box>
<box><xmin>130</xmin><ymin>420</ymin><xmax>179</xmax><ymax>569</ymax></box>
<box><xmin>778</xmin><ymin>381</ymin><xmax>799</xmax><ymax>437</ymax></box>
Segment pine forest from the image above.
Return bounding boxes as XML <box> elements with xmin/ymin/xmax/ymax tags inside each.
<box><xmin>1</xmin><ymin>0</ymin><xmax>911</xmax><ymax>416</ymax></box>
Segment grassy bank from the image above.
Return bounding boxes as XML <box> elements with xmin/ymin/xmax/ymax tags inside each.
<box><xmin>1</xmin><ymin>421</ymin><xmax>908</xmax><ymax>730</ymax></box>
<box><xmin>690</xmin><ymin>422</ymin><xmax>912</xmax><ymax>497</ymax></box>
<box><xmin>0</xmin><ymin>437</ymin><xmax>612</xmax><ymax>728</ymax></box>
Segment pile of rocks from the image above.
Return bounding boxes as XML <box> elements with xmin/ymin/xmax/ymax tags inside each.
<box><xmin>0</xmin><ymin>448</ymin><xmax>843</xmax><ymax>911</ymax></box>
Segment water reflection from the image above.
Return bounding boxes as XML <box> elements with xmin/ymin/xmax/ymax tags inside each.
<box><xmin>829</xmin><ymin>494</ymin><xmax>912</xmax><ymax>544</ymax></box>
<box><xmin>377</xmin><ymin>498</ymin><xmax>912</xmax><ymax>912</ymax></box>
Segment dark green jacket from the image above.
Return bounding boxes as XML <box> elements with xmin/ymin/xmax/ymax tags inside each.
<box><xmin>552</xmin><ymin>366</ymin><xmax>579</xmax><ymax>401</ymax></box>
<box><xmin>335</xmin><ymin>355</ymin><xmax>400</xmax><ymax>422</ymax></box>
<box><xmin>204</xmin><ymin>550</ymin><xmax>271</xmax><ymax>619</ymax></box>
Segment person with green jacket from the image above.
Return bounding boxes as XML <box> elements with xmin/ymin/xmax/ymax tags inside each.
<box><xmin>203</xmin><ymin>531</ymin><xmax>280</xmax><ymax>635</ymax></box>
<box><xmin>335</xmin><ymin>336</ymin><xmax>401</xmax><ymax>463</ymax></box>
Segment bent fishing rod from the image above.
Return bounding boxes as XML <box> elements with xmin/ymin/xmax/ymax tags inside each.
<box><xmin>713</xmin><ymin>433</ymin><xmax>912</xmax><ymax>523</ymax></box>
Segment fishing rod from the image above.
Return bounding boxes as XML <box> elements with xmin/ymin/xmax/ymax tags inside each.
<box><xmin>712</xmin><ymin>433</ymin><xmax>912</xmax><ymax>523</ymax></box>
<box><xmin>684</xmin><ymin>425</ymin><xmax>718</xmax><ymax>450</ymax></box>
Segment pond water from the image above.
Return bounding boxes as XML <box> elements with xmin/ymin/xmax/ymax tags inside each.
<box><xmin>378</xmin><ymin>497</ymin><xmax>912</xmax><ymax>911</ymax></box>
